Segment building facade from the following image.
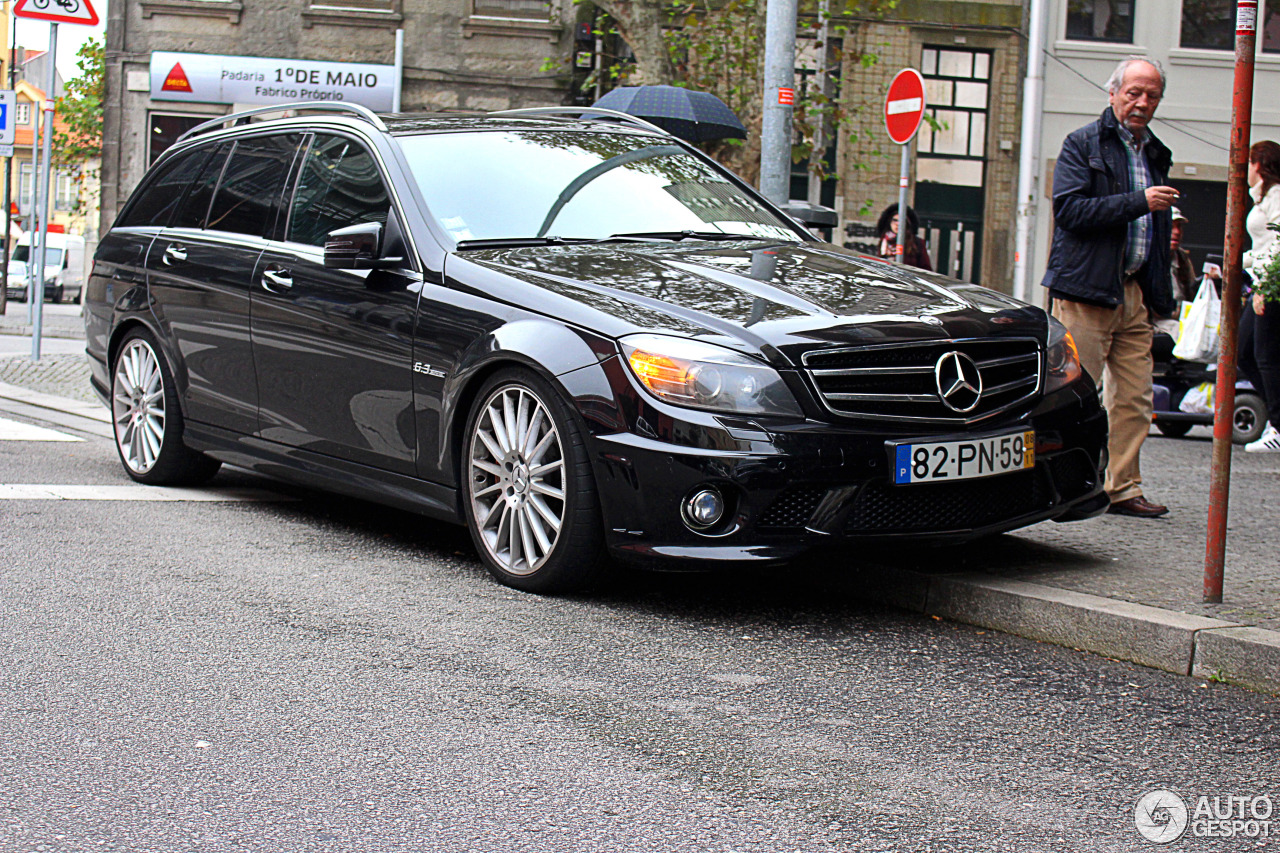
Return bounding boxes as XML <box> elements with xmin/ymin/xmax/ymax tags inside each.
<box><xmin>99</xmin><ymin>0</ymin><xmax>578</xmax><ymax>228</ymax></box>
<box><xmin>1028</xmin><ymin>0</ymin><xmax>1280</xmax><ymax>307</ymax></box>
<box><xmin>835</xmin><ymin>0</ymin><xmax>1025</xmax><ymax>292</ymax></box>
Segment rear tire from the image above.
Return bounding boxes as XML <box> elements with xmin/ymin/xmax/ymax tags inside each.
<box><xmin>111</xmin><ymin>328</ymin><xmax>221</xmax><ymax>485</ymax></box>
<box><xmin>1233</xmin><ymin>393</ymin><xmax>1267</xmax><ymax>445</ymax></box>
<box><xmin>1156</xmin><ymin>421</ymin><xmax>1193</xmax><ymax>438</ymax></box>
<box><xmin>462</xmin><ymin>368</ymin><xmax>604</xmax><ymax>593</ymax></box>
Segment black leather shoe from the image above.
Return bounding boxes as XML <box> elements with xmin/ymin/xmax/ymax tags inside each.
<box><xmin>1108</xmin><ymin>496</ymin><xmax>1169</xmax><ymax>518</ymax></box>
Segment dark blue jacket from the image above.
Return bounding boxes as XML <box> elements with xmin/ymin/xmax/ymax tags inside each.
<box><xmin>1041</xmin><ymin>108</ymin><xmax>1174</xmax><ymax>317</ymax></box>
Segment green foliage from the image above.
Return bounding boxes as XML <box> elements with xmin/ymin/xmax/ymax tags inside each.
<box><xmin>1257</xmin><ymin>223</ymin><xmax>1280</xmax><ymax>304</ymax></box>
<box><xmin>52</xmin><ymin>37</ymin><xmax>103</xmax><ymax>168</ymax></box>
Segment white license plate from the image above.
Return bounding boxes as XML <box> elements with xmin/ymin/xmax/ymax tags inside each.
<box><xmin>891</xmin><ymin>430</ymin><xmax>1035</xmax><ymax>485</ymax></box>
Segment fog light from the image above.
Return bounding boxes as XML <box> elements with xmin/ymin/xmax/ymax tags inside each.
<box><xmin>683</xmin><ymin>487</ymin><xmax>725</xmax><ymax>530</ymax></box>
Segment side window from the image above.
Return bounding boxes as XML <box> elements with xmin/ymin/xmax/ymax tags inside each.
<box><xmin>170</xmin><ymin>143</ymin><xmax>230</xmax><ymax>230</ymax></box>
<box><xmin>287</xmin><ymin>134</ymin><xmax>390</xmax><ymax>247</ymax></box>
<box><xmin>206</xmin><ymin>135</ymin><xmax>301</xmax><ymax>237</ymax></box>
<box><xmin>116</xmin><ymin>147</ymin><xmax>212</xmax><ymax>228</ymax></box>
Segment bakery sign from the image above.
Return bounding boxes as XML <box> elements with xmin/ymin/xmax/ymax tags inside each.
<box><xmin>149</xmin><ymin>52</ymin><xmax>396</xmax><ymax>110</ymax></box>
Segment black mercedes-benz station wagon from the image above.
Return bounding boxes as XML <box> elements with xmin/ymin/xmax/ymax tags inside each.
<box><xmin>86</xmin><ymin>103</ymin><xmax>1108</xmax><ymax>592</ymax></box>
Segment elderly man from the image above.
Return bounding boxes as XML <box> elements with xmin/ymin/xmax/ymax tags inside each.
<box><xmin>1041</xmin><ymin>57</ymin><xmax>1178</xmax><ymax>518</ymax></box>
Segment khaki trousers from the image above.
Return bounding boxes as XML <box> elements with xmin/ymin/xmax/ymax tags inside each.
<box><xmin>1051</xmin><ymin>279</ymin><xmax>1153</xmax><ymax>504</ymax></box>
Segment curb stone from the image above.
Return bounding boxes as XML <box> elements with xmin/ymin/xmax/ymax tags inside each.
<box><xmin>862</xmin><ymin>566</ymin><xmax>1280</xmax><ymax>696</ymax></box>
<box><xmin>1192</xmin><ymin>627</ymin><xmax>1280</xmax><ymax>695</ymax></box>
<box><xmin>2</xmin><ymin>380</ymin><xmax>1278</xmax><ymax>696</ymax></box>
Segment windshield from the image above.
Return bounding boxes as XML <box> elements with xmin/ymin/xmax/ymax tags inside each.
<box><xmin>397</xmin><ymin>130</ymin><xmax>798</xmax><ymax>244</ymax></box>
<box><xmin>11</xmin><ymin>245</ymin><xmax>64</xmax><ymax>266</ymax></box>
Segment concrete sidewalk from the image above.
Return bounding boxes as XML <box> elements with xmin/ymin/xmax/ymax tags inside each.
<box><xmin>2</xmin><ymin>319</ymin><xmax>1277</xmax><ymax>695</ymax></box>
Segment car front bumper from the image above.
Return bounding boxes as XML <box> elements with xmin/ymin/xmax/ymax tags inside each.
<box><xmin>586</xmin><ymin>385</ymin><xmax>1108</xmax><ymax>565</ymax></box>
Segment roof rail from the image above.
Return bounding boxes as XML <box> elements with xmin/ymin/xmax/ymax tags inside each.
<box><xmin>176</xmin><ymin>102</ymin><xmax>389</xmax><ymax>144</ymax></box>
<box><xmin>487</xmin><ymin>106</ymin><xmax>670</xmax><ymax>138</ymax></box>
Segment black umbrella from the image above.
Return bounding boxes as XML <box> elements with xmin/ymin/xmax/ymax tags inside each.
<box><xmin>592</xmin><ymin>85</ymin><xmax>747</xmax><ymax>143</ymax></box>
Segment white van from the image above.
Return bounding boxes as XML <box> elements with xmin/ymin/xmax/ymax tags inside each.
<box><xmin>5</xmin><ymin>231</ymin><xmax>88</xmax><ymax>303</ymax></box>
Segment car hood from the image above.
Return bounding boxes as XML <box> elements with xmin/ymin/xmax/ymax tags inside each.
<box><xmin>456</xmin><ymin>240</ymin><xmax>1046</xmax><ymax>366</ymax></box>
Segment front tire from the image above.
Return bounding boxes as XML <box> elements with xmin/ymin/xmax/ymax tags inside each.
<box><xmin>111</xmin><ymin>329</ymin><xmax>221</xmax><ymax>485</ymax></box>
<box><xmin>462</xmin><ymin>369</ymin><xmax>604</xmax><ymax>593</ymax></box>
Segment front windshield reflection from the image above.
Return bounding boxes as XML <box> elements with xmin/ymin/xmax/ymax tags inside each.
<box><xmin>397</xmin><ymin>130</ymin><xmax>797</xmax><ymax>244</ymax></box>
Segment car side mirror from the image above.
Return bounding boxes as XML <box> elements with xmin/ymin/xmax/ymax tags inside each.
<box><xmin>324</xmin><ymin>222</ymin><xmax>403</xmax><ymax>270</ymax></box>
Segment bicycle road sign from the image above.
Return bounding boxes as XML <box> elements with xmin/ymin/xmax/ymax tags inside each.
<box><xmin>13</xmin><ymin>0</ymin><xmax>100</xmax><ymax>26</ymax></box>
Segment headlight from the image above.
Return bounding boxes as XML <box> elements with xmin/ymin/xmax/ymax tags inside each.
<box><xmin>1045</xmin><ymin>316</ymin><xmax>1083</xmax><ymax>392</ymax></box>
<box><xmin>620</xmin><ymin>334</ymin><xmax>802</xmax><ymax>416</ymax></box>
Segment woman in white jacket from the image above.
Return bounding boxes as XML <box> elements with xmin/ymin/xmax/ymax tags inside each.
<box><xmin>1240</xmin><ymin>140</ymin><xmax>1280</xmax><ymax>451</ymax></box>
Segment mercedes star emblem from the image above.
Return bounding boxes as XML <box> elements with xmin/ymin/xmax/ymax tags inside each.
<box><xmin>935</xmin><ymin>351</ymin><xmax>983</xmax><ymax>413</ymax></box>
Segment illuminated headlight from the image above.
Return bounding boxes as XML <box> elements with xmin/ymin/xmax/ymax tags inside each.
<box><xmin>620</xmin><ymin>334</ymin><xmax>802</xmax><ymax>416</ymax></box>
<box><xmin>1045</xmin><ymin>316</ymin><xmax>1083</xmax><ymax>392</ymax></box>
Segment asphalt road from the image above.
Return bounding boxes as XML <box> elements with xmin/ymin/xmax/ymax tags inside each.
<box><xmin>1</xmin><ymin>402</ymin><xmax>1276</xmax><ymax>852</ymax></box>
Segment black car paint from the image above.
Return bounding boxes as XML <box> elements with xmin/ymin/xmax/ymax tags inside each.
<box><xmin>86</xmin><ymin>114</ymin><xmax>1107</xmax><ymax>567</ymax></box>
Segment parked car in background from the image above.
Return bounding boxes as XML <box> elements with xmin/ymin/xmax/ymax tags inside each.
<box><xmin>6</xmin><ymin>231</ymin><xmax>87</xmax><ymax>304</ymax></box>
<box><xmin>85</xmin><ymin>103</ymin><xmax>1109</xmax><ymax>593</ymax></box>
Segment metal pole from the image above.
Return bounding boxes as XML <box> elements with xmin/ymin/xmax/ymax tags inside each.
<box><xmin>27</xmin><ymin>76</ymin><xmax>39</xmax><ymax>324</ymax></box>
<box><xmin>894</xmin><ymin>141</ymin><xmax>909</xmax><ymax>262</ymax></box>
<box><xmin>760</xmin><ymin>0</ymin><xmax>798</xmax><ymax>206</ymax></box>
<box><xmin>806</xmin><ymin>0</ymin><xmax>830</xmax><ymax>208</ymax></box>
<box><xmin>392</xmin><ymin>28</ymin><xmax>403</xmax><ymax>112</ymax></box>
<box><xmin>31</xmin><ymin>22</ymin><xmax>55</xmax><ymax>361</ymax></box>
<box><xmin>0</xmin><ymin>2</ymin><xmax>13</xmax><ymax>314</ymax></box>
<box><xmin>1204</xmin><ymin>0</ymin><xmax>1257</xmax><ymax>603</ymax></box>
<box><xmin>1013</xmin><ymin>0</ymin><xmax>1048</xmax><ymax>303</ymax></box>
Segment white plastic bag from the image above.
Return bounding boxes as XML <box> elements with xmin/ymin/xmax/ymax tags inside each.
<box><xmin>1172</xmin><ymin>278</ymin><xmax>1221</xmax><ymax>363</ymax></box>
<box><xmin>1179</xmin><ymin>381</ymin><xmax>1215</xmax><ymax>414</ymax></box>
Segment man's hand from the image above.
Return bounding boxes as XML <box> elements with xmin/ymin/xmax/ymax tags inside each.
<box><xmin>1146</xmin><ymin>185</ymin><xmax>1179</xmax><ymax>211</ymax></box>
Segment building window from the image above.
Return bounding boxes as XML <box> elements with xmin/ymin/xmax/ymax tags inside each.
<box><xmin>54</xmin><ymin>171</ymin><xmax>78</xmax><ymax>211</ymax></box>
<box><xmin>917</xmin><ymin>47</ymin><xmax>990</xmax><ymax>185</ymax></box>
<box><xmin>15</xmin><ymin>102</ymin><xmax>30</xmax><ymax>125</ymax></box>
<box><xmin>309</xmin><ymin>0</ymin><xmax>395</xmax><ymax>9</ymax></box>
<box><xmin>1182</xmin><ymin>0</ymin><xmax>1235</xmax><ymax>49</ymax></box>
<box><xmin>19</xmin><ymin>163</ymin><xmax>33</xmax><ymax>212</ymax></box>
<box><xmin>149</xmin><ymin>113</ymin><xmax>209</xmax><ymax>164</ymax></box>
<box><xmin>1066</xmin><ymin>0</ymin><xmax>1135</xmax><ymax>43</ymax></box>
<box><xmin>1182</xmin><ymin>0</ymin><xmax>1280</xmax><ymax>51</ymax></box>
<box><xmin>471</xmin><ymin>0</ymin><xmax>550</xmax><ymax>19</ymax></box>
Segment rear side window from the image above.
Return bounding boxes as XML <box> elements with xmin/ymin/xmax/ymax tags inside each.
<box><xmin>170</xmin><ymin>143</ymin><xmax>230</xmax><ymax>230</ymax></box>
<box><xmin>206</xmin><ymin>135</ymin><xmax>301</xmax><ymax>237</ymax></box>
<box><xmin>115</xmin><ymin>147</ymin><xmax>212</xmax><ymax>228</ymax></box>
<box><xmin>287</xmin><ymin>134</ymin><xmax>390</xmax><ymax>247</ymax></box>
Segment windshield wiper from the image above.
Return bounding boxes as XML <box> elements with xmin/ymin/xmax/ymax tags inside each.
<box><xmin>596</xmin><ymin>230</ymin><xmax>771</xmax><ymax>243</ymax></box>
<box><xmin>454</xmin><ymin>236</ymin><xmax>596</xmax><ymax>250</ymax></box>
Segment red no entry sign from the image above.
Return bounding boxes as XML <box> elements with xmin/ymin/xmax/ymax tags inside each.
<box><xmin>884</xmin><ymin>68</ymin><xmax>926</xmax><ymax>145</ymax></box>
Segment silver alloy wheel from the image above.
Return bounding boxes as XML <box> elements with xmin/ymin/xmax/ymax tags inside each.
<box><xmin>113</xmin><ymin>338</ymin><xmax>167</xmax><ymax>475</ymax></box>
<box><xmin>468</xmin><ymin>383</ymin><xmax>566</xmax><ymax>577</ymax></box>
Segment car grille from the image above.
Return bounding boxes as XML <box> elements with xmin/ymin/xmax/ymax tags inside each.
<box><xmin>757</xmin><ymin>487</ymin><xmax>827</xmax><ymax>530</ymax></box>
<box><xmin>801</xmin><ymin>338</ymin><xmax>1042</xmax><ymax>426</ymax></box>
<box><xmin>844</xmin><ymin>469</ymin><xmax>1051</xmax><ymax>535</ymax></box>
<box><xmin>1043</xmin><ymin>449</ymin><xmax>1098</xmax><ymax>502</ymax></box>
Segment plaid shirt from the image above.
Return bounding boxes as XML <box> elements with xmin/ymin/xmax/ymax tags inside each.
<box><xmin>1116</xmin><ymin>121</ymin><xmax>1153</xmax><ymax>275</ymax></box>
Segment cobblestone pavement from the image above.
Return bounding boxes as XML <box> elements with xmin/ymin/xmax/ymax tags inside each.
<box><xmin>0</xmin><ymin>352</ymin><xmax>98</xmax><ymax>405</ymax></box>
<box><xmin>1</xmin><ymin>334</ymin><xmax>1275</xmax><ymax>634</ymax></box>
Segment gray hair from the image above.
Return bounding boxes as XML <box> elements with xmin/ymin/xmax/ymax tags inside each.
<box><xmin>1106</xmin><ymin>56</ymin><xmax>1167</xmax><ymax>96</ymax></box>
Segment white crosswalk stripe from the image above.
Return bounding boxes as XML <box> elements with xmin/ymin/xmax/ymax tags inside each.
<box><xmin>0</xmin><ymin>416</ymin><xmax>82</xmax><ymax>442</ymax></box>
<box><xmin>0</xmin><ymin>484</ymin><xmax>291</xmax><ymax>502</ymax></box>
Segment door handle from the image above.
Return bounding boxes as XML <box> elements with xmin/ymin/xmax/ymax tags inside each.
<box><xmin>163</xmin><ymin>245</ymin><xmax>187</xmax><ymax>264</ymax></box>
<box><xmin>262</xmin><ymin>268</ymin><xmax>293</xmax><ymax>291</ymax></box>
